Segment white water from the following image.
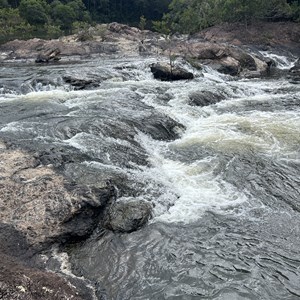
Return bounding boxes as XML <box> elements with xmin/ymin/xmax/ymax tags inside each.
<box><xmin>260</xmin><ymin>51</ymin><xmax>297</xmax><ymax>69</ymax></box>
<box><xmin>1</xmin><ymin>58</ymin><xmax>299</xmax><ymax>225</ymax></box>
<box><xmin>1</xmin><ymin>55</ymin><xmax>300</xmax><ymax>300</ymax></box>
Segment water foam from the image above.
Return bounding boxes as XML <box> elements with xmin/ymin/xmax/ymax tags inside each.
<box><xmin>259</xmin><ymin>51</ymin><xmax>297</xmax><ymax>70</ymax></box>
<box><xmin>136</xmin><ymin>133</ymin><xmax>248</xmax><ymax>223</ymax></box>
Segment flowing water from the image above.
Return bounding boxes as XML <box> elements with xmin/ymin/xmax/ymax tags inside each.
<box><xmin>1</xmin><ymin>55</ymin><xmax>300</xmax><ymax>299</ymax></box>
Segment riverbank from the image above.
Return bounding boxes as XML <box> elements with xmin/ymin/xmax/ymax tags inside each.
<box><xmin>1</xmin><ymin>22</ymin><xmax>299</xmax><ymax>78</ymax></box>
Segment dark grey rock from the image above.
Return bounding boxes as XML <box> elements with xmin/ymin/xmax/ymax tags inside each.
<box><xmin>107</xmin><ymin>199</ymin><xmax>152</xmax><ymax>233</ymax></box>
<box><xmin>288</xmin><ymin>58</ymin><xmax>300</xmax><ymax>83</ymax></box>
<box><xmin>0</xmin><ymin>253</ymin><xmax>84</xmax><ymax>300</ymax></box>
<box><xmin>216</xmin><ymin>60</ymin><xmax>240</xmax><ymax>76</ymax></box>
<box><xmin>289</xmin><ymin>58</ymin><xmax>300</xmax><ymax>75</ymax></box>
<box><xmin>238</xmin><ymin>53</ymin><xmax>257</xmax><ymax>70</ymax></box>
<box><xmin>189</xmin><ymin>90</ymin><xmax>226</xmax><ymax>107</ymax></box>
<box><xmin>150</xmin><ymin>63</ymin><xmax>194</xmax><ymax>81</ymax></box>
<box><xmin>63</xmin><ymin>75</ymin><xmax>100</xmax><ymax>90</ymax></box>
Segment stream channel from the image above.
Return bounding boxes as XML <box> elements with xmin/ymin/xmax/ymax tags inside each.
<box><xmin>0</xmin><ymin>54</ymin><xmax>300</xmax><ymax>299</ymax></box>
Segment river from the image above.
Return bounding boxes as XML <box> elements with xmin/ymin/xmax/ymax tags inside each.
<box><xmin>1</xmin><ymin>54</ymin><xmax>300</xmax><ymax>299</ymax></box>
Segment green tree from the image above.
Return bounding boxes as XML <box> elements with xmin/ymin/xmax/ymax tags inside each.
<box><xmin>290</xmin><ymin>0</ymin><xmax>300</xmax><ymax>21</ymax></box>
<box><xmin>261</xmin><ymin>0</ymin><xmax>292</xmax><ymax>21</ymax></box>
<box><xmin>68</xmin><ymin>0</ymin><xmax>90</xmax><ymax>22</ymax></box>
<box><xmin>50</xmin><ymin>0</ymin><xmax>89</xmax><ymax>31</ymax></box>
<box><xmin>0</xmin><ymin>8</ymin><xmax>32</xmax><ymax>42</ymax></box>
<box><xmin>221</xmin><ymin>0</ymin><xmax>293</xmax><ymax>23</ymax></box>
<box><xmin>158</xmin><ymin>0</ymin><xmax>299</xmax><ymax>34</ymax></box>
<box><xmin>18</xmin><ymin>0</ymin><xmax>49</xmax><ymax>25</ymax></box>
<box><xmin>152</xmin><ymin>19</ymin><xmax>171</xmax><ymax>35</ymax></box>
<box><xmin>156</xmin><ymin>0</ymin><xmax>222</xmax><ymax>34</ymax></box>
<box><xmin>50</xmin><ymin>0</ymin><xmax>76</xmax><ymax>30</ymax></box>
<box><xmin>0</xmin><ymin>0</ymin><xmax>9</xmax><ymax>8</ymax></box>
<box><xmin>139</xmin><ymin>14</ymin><xmax>146</xmax><ymax>30</ymax></box>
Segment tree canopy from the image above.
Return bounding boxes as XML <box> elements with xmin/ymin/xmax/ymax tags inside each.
<box><xmin>0</xmin><ymin>0</ymin><xmax>299</xmax><ymax>43</ymax></box>
<box><xmin>158</xmin><ymin>0</ymin><xmax>299</xmax><ymax>34</ymax></box>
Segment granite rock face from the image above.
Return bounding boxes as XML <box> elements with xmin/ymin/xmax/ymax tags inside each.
<box><xmin>1</xmin><ymin>22</ymin><xmax>299</xmax><ymax>79</ymax></box>
<box><xmin>0</xmin><ymin>144</ymin><xmax>114</xmax><ymax>249</ymax></box>
<box><xmin>0</xmin><ymin>141</ymin><xmax>116</xmax><ymax>299</ymax></box>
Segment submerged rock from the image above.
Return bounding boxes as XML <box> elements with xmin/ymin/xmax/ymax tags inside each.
<box><xmin>150</xmin><ymin>62</ymin><xmax>194</xmax><ymax>81</ymax></box>
<box><xmin>107</xmin><ymin>199</ymin><xmax>152</xmax><ymax>233</ymax></box>
<box><xmin>63</xmin><ymin>75</ymin><xmax>100</xmax><ymax>90</ymax></box>
<box><xmin>189</xmin><ymin>90</ymin><xmax>226</xmax><ymax>107</ymax></box>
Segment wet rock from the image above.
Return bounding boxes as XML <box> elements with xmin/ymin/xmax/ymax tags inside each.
<box><xmin>150</xmin><ymin>62</ymin><xmax>194</xmax><ymax>81</ymax></box>
<box><xmin>35</xmin><ymin>48</ymin><xmax>61</xmax><ymax>63</ymax></box>
<box><xmin>36</xmin><ymin>147</ymin><xmax>89</xmax><ymax>168</ymax></box>
<box><xmin>190</xmin><ymin>44</ymin><xmax>229</xmax><ymax>60</ymax></box>
<box><xmin>288</xmin><ymin>58</ymin><xmax>300</xmax><ymax>83</ymax></box>
<box><xmin>0</xmin><ymin>145</ymin><xmax>114</xmax><ymax>249</ymax></box>
<box><xmin>189</xmin><ymin>90</ymin><xmax>226</xmax><ymax>107</ymax></box>
<box><xmin>136</xmin><ymin>112</ymin><xmax>184</xmax><ymax>141</ymax></box>
<box><xmin>0</xmin><ymin>143</ymin><xmax>113</xmax><ymax>300</ymax></box>
<box><xmin>216</xmin><ymin>56</ymin><xmax>241</xmax><ymax>76</ymax></box>
<box><xmin>63</xmin><ymin>75</ymin><xmax>100</xmax><ymax>90</ymax></box>
<box><xmin>236</xmin><ymin>52</ymin><xmax>257</xmax><ymax>70</ymax></box>
<box><xmin>0</xmin><ymin>253</ymin><xmax>83</xmax><ymax>300</ymax></box>
<box><xmin>243</xmin><ymin>70</ymin><xmax>264</xmax><ymax>78</ymax></box>
<box><xmin>196</xmin><ymin>22</ymin><xmax>300</xmax><ymax>57</ymax></box>
<box><xmin>171</xmin><ymin>42</ymin><xmax>270</xmax><ymax>76</ymax></box>
<box><xmin>107</xmin><ymin>199</ymin><xmax>152</xmax><ymax>233</ymax></box>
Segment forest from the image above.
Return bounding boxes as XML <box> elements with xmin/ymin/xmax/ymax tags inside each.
<box><xmin>0</xmin><ymin>0</ymin><xmax>299</xmax><ymax>43</ymax></box>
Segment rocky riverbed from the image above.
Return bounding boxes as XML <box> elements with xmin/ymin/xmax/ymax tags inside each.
<box><xmin>1</xmin><ymin>21</ymin><xmax>299</xmax><ymax>78</ymax></box>
<box><xmin>0</xmin><ymin>21</ymin><xmax>300</xmax><ymax>299</ymax></box>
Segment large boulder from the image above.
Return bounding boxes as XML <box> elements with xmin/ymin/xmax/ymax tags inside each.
<box><xmin>150</xmin><ymin>62</ymin><xmax>194</xmax><ymax>81</ymax></box>
<box><xmin>171</xmin><ymin>41</ymin><xmax>270</xmax><ymax>76</ymax></box>
<box><xmin>0</xmin><ymin>142</ymin><xmax>115</xmax><ymax>299</ymax></box>
<box><xmin>0</xmin><ymin>144</ymin><xmax>114</xmax><ymax>249</ymax></box>
<box><xmin>107</xmin><ymin>199</ymin><xmax>152</xmax><ymax>233</ymax></box>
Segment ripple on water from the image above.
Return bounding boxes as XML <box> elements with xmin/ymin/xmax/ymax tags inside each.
<box><xmin>69</xmin><ymin>210</ymin><xmax>300</xmax><ymax>300</ymax></box>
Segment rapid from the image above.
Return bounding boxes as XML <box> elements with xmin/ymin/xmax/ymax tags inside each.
<box><xmin>1</xmin><ymin>54</ymin><xmax>300</xmax><ymax>299</ymax></box>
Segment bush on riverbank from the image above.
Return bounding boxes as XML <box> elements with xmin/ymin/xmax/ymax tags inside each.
<box><xmin>154</xmin><ymin>0</ymin><xmax>300</xmax><ymax>35</ymax></box>
<box><xmin>0</xmin><ymin>0</ymin><xmax>299</xmax><ymax>44</ymax></box>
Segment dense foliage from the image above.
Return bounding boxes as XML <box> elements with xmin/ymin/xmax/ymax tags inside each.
<box><xmin>156</xmin><ymin>0</ymin><xmax>300</xmax><ymax>34</ymax></box>
<box><xmin>0</xmin><ymin>0</ymin><xmax>299</xmax><ymax>42</ymax></box>
<box><xmin>0</xmin><ymin>0</ymin><xmax>171</xmax><ymax>42</ymax></box>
